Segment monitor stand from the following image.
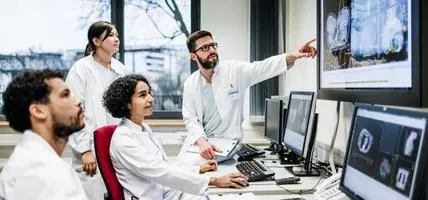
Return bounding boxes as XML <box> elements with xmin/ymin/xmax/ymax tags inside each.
<box><xmin>278</xmin><ymin>151</ymin><xmax>300</xmax><ymax>165</ymax></box>
<box><xmin>286</xmin><ymin>165</ymin><xmax>320</xmax><ymax>177</ymax></box>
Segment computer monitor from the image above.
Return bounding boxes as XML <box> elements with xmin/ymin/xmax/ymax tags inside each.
<box><xmin>340</xmin><ymin>104</ymin><xmax>428</xmax><ymax>200</ymax></box>
<box><xmin>317</xmin><ymin>0</ymin><xmax>428</xmax><ymax>107</ymax></box>
<box><xmin>264</xmin><ymin>99</ymin><xmax>284</xmax><ymax>153</ymax></box>
<box><xmin>282</xmin><ymin>91</ymin><xmax>319</xmax><ymax>176</ymax></box>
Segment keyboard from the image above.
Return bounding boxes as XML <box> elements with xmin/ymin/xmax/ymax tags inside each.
<box><xmin>236</xmin><ymin>144</ymin><xmax>265</xmax><ymax>161</ymax></box>
<box><xmin>236</xmin><ymin>160</ymin><xmax>275</xmax><ymax>182</ymax></box>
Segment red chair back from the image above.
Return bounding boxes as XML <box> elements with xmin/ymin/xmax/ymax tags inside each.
<box><xmin>94</xmin><ymin>125</ymin><xmax>124</xmax><ymax>200</ymax></box>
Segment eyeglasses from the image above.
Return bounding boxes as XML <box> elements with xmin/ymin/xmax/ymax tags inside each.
<box><xmin>194</xmin><ymin>42</ymin><xmax>218</xmax><ymax>52</ymax></box>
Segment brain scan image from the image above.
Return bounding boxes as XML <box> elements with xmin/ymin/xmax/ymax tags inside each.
<box><xmin>326</xmin><ymin>13</ymin><xmax>338</xmax><ymax>49</ymax></box>
<box><xmin>381</xmin><ymin>2</ymin><xmax>405</xmax><ymax>54</ymax></box>
<box><xmin>350</xmin><ymin>0</ymin><xmax>407</xmax><ymax>61</ymax></box>
<box><xmin>337</xmin><ymin>7</ymin><xmax>350</xmax><ymax>47</ymax></box>
<box><xmin>321</xmin><ymin>0</ymin><xmax>409</xmax><ymax>72</ymax></box>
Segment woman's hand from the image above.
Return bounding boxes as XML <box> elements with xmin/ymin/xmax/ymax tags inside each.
<box><xmin>199</xmin><ymin>160</ymin><xmax>218</xmax><ymax>173</ymax></box>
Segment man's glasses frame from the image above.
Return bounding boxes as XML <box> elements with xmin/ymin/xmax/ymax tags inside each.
<box><xmin>194</xmin><ymin>42</ymin><xmax>218</xmax><ymax>53</ymax></box>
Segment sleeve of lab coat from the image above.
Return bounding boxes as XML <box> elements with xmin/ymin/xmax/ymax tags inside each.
<box><xmin>182</xmin><ymin>80</ymin><xmax>206</xmax><ymax>145</ymax></box>
<box><xmin>172</xmin><ymin>160</ymin><xmax>200</xmax><ymax>174</ymax></box>
<box><xmin>65</xmin><ymin>65</ymin><xmax>92</xmax><ymax>154</ymax></box>
<box><xmin>113</xmin><ymin>134</ymin><xmax>210</xmax><ymax>195</ymax></box>
<box><xmin>236</xmin><ymin>54</ymin><xmax>290</xmax><ymax>88</ymax></box>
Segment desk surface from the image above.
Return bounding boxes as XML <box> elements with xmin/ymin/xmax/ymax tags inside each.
<box><xmin>207</xmin><ymin>193</ymin><xmax>314</xmax><ymax>200</ymax></box>
<box><xmin>206</xmin><ymin>156</ymin><xmax>325</xmax><ymax>196</ymax></box>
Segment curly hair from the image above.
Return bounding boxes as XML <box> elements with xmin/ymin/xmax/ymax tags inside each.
<box><xmin>186</xmin><ymin>30</ymin><xmax>212</xmax><ymax>52</ymax></box>
<box><xmin>2</xmin><ymin>69</ymin><xmax>64</xmax><ymax>132</ymax></box>
<box><xmin>103</xmin><ymin>74</ymin><xmax>151</xmax><ymax>119</ymax></box>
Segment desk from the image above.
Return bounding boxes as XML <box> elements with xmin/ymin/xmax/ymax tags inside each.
<box><xmin>207</xmin><ymin>193</ymin><xmax>314</xmax><ymax>200</ymax></box>
<box><xmin>206</xmin><ymin>157</ymin><xmax>325</xmax><ymax>196</ymax></box>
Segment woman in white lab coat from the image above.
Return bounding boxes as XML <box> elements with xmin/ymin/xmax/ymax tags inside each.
<box><xmin>65</xmin><ymin>21</ymin><xmax>128</xmax><ymax>200</ymax></box>
<box><xmin>103</xmin><ymin>74</ymin><xmax>248</xmax><ymax>200</ymax></box>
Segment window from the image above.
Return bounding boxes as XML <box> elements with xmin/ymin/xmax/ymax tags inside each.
<box><xmin>0</xmin><ymin>0</ymin><xmax>110</xmax><ymax>119</ymax></box>
<box><xmin>124</xmin><ymin>0</ymin><xmax>194</xmax><ymax>119</ymax></box>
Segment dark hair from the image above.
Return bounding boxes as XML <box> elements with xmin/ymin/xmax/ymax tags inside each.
<box><xmin>84</xmin><ymin>21</ymin><xmax>116</xmax><ymax>56</ymax></box>
<box><xmin>2</xmin><ymin>69</ymin><xmax>64</xmax><ymax>133</ymax></box>
<box><xmin>103</xmin><ymin>74</ymin><xmax>151</xmax><ymax>119</ymax></box>
<box><xmin>186</xmin><ymin>30</ymin><xmax>213</xmax><ymax>52</ymax></box>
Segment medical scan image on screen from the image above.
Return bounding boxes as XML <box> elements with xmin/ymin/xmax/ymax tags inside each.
<box><xmin>320</xmin><ymin>0</ymin><xmax>411</xmax><ymax>89</ymax></box>
<box><xmin>283</xmin><ymin>94</ymin><xmax>312</xmax><ymax>155</ymax></box>
<box><xmin>343</xmin><ymin>108</ymin><xmax>425</xmax><ymax>199</ymax></box>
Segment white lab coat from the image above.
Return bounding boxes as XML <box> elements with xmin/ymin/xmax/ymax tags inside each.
<box><xmin>179</xmin><ymin>54</ymin><xmax>289</xmax><ymax>162</ymax></box>
<box><xmin>110</xmin><ymin>118</ymin><xmax>209</xmax><ymax>200</ymax></box>
<box><xmin>65</xmin><ymin>55</ymin><xmax>128</xmax><ymax>200</ymax></box>
<box><xmin>0</xmin><ymin>130</ymin><xmax>88</xmax><ymax>200</ymax></box>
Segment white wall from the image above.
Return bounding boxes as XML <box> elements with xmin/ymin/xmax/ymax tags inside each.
<box><xmin>201</xmin><ymin>0</ymin><xmax>250</xmax><ymax>62</ymax></box>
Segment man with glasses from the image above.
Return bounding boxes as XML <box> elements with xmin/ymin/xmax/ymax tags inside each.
<box><xmin>178</xmin><ymin>30</ymin><xmax>317</xmax><ymax>164</ymax></box>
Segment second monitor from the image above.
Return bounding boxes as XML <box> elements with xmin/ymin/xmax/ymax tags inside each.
<box><xmin>264</xmin><ymin>99</ymin><xmax>285</xmax><ymax>153</ymax></box>
<box><xmin>283</xmin><ymin>91</ymin><xmax>320</xmax><ymax>176</ymax></box>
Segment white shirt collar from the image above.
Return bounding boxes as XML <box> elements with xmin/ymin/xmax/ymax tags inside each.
<box><xmin>89</xmin><ymin>53</ymin><xmax>124</xmax><ymax>75</ymax></box>
<box><xmin>121</xmin><ymin>118</ymin><xmax>151</xmax><ymax>133</ymax></box>
<box><xmin>23</xmin><ymin>130</ymin><xmax>60</xmax><ymax>157</ymax></box>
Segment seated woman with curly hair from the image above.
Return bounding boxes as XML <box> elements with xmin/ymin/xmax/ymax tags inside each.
<box><xmin>103</xmin><ymin>74</ymin><xmax>247</xmax><ymax>200</ymax></box>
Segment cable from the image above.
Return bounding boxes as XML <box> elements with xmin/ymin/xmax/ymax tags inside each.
<box><xmin>276</xmin><ymin>176</ymin><xmax>324</xmax><ymax>195</ymax></box>
<box><xmin>328</xmin><ymin>101</ymin><xmax>341</xmax><ymax>174</ymax></box>
<box><xmin>311</xmin><ymin>162</ymin><xmax>334</xmax><ymax>175</ymax></box>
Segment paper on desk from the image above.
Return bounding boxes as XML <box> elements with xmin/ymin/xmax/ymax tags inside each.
<box><xmin>207</xmin><ymin>192</ymin><xmax>258</xmax><ymax>200</ymax></box>
<box><xmin>187</xmin><ymin>138</ymin><xmax>240</xmax><ymax>157</ymax></box>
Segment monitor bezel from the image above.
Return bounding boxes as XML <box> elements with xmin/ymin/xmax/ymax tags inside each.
<box><xmin>316</xmin><ymin>0</ymin><xmax>428</xmax><ymax>107</ymax></box>
<box><xmin>282</xmin><ymin>91</ymin><xmax>316</xmax><ymax>157</ymax></box>
<box><xmin>340</xmin><ymin>104</ymin><xmax>428</xmax><ymax>200</ymax></box>
<box><xmin>264</xmin><ymin>98</ymin><xmax>283</xmax><ymax>144</ymax></box>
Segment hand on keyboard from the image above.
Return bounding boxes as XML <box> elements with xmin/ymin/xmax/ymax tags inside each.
<box><xmin>236</xmin><ymin>160</ymin><xmax>275</xmax><ymax>182</ymax></box>
<box><xmin>210</xmin><ymin>172</ymin><xmax>249</xmax><ymax>188</ymax></box>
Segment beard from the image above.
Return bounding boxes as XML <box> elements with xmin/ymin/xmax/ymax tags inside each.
<box><xmin>52</xmin><ymin>109</ymin><xmax>85</xmax><ymax>138</ymax></box>
<box><xmin>197</xmin><ymin>53</ymin><xmax>219</xmax><ymax>69</ymax></box>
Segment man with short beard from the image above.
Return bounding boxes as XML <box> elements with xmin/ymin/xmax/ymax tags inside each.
<box><xmin>0</xmin><ymin>69</ymin><xmax>88</xmax><ymax>200</ymax></box>
<box><xmin>179</xmin><ymin>30</ymin><xmax>317</xmax><ymax>164</ymax></box>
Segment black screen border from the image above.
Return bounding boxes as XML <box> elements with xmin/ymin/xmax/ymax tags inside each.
<box><xmin>264</xmin><ymin>98</ymin><xmax>283</xmax><ymax>144</ymax></box>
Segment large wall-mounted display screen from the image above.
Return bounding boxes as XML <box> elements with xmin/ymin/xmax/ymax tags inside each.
<box><xmin>320</xmin><ymin>0</ymin><xmax>411</xmax><ymax>89</ymax></box>
<box><xmin>317</xmin><ymin>0</ymin><xmax>428</xmax><ymax>107</ymax></box>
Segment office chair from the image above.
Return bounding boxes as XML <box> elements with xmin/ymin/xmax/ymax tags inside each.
<box><xmin>93</xmin><ymin>125</ymin><xmax>124</xmax><ymax>200</ymax></box>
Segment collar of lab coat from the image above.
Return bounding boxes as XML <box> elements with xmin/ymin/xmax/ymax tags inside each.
<box><xmin>23</xmin><ymin>129</ymin><xmax>61</xmax><ymax>158</ymax></box>
<box><xmin>121</xmin><ymin>118</ymin><xmax>152</xmax><ymax>134</ymax></box>
<box><xmin>89</xmin><ymin>53</ymin><xmax>126</xmax><ymax>76</ymax></box>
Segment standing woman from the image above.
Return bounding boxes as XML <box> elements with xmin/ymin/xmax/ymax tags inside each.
<box><xmin>66</xmin><ymin>21</ymin><xmax>128</xmax><ymax>200</ymax></box>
